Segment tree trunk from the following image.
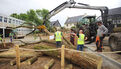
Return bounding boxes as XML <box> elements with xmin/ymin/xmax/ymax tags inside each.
<box><xmin>10</xmin><ymin>57</ymin><xmax>30</xmax><ymax>65</ymax></box>
<box><xmin>35</xmin><ymin>45</ymin><xmax>102</xmax><ymax>69</ymax></box>
<box><xmin>0</xmin><ymin>49</ymin><xmax>38</xmax><ymax>58</ymax></box>
<box><xmin>44</xmin><ymin>59</ymin><xmax>55</xmax><ymax>69</ymax></box>
<box><xmin>27</xmin><ymin>56</ymin><xmax>38</xmax><ymax>65</ymax></box>
<box><xmin>65</xmin><ymin>64</ymin><xmax>73</xmax><ymax>69</ymax></box>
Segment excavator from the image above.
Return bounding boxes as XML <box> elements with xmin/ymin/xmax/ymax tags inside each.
<box><xmin>37</xmin><ymin>0</ymin><xmax>108</xmax><ymax>40</ymax></box>
<box><xmin>16</xmin><ymin>0</ymin><xmax>121</xmax><ymax>51</ymax></box>
<box><xmin>37</xmin><ymin>0</ymin><xmax>121</xmax><ymax>51</ymax></box>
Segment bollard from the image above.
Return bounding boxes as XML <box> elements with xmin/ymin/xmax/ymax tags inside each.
<box><xmin>61</xmin><ymin>45</ymin><xmax>65</xmax><ymax>69</ymax></box>
<box><xmin>15</xmin><ymin>45</ymin><xmax>20</xmax><ymax>69</ymax></box>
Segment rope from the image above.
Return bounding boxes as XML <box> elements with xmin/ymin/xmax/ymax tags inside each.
<box><xmin>0</xmin><ymin>49</ymin><xmax>9</xmax><ymax>51</ymax></box>
<box><xmin>0</xmin><ymin>47</ymin><xmax>121</xmax><ymax>54</ymax></box>
<box><xmin>64</xmin><ymin>48</ymin><xmax>121</xmax><ymax>54</ymax></box>
<box><xmin>19</xmin><ymin>48</ymin><xmax>61</xmax><ymax>52</ymax></box>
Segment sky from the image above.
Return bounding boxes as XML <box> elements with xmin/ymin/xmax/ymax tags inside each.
<box><xmin>0</xmin><ymin>0</ymin><xmax>121</xmax><ymax>26</ymax></box>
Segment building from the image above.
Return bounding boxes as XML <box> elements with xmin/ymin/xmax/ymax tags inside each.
<box><xmin>50</xmin><ymin>20</ymin><xmax>61</xmax><ymax>29</ymax></box>
<box><xmin>108</xmin><ymin>7</ymin><xmax>121</xmax><ymax>28</ymax></box>
<box><xmin>0</xmin><ymin>13</ymin><xmax>33</xmax><ymax>37</ymax></box>
<box><xmin>64</xmin><ymin>15</ymin><xmax>85</xmax><ymax>29</ymax></box>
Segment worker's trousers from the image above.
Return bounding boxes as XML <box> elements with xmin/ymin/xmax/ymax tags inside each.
<box><xmin>96</xmin><ymin>36</ymin><xmax>104</xmax><ymax>52</ymax></box>
<box><xmin>56</xmin><ymin>41</ymin><xmax>62</xmax><ymax>48</ymax></box>
<box><xmin>77</xmin><ymin>45</ymin><xmax>84</xmax><ymax>51</ymax></box>
<box><xmin>10</xmin><ymin>36</ymin><xmax>13</xmax><ymax>42</ymax></box>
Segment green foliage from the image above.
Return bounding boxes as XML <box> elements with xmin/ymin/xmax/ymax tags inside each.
<box><xmin>19</xmin><ymin>13</ymin><xmax>28</xmax><ymax>21</ymax></box>
<box><xmin>36</xmin><ymin>9</ymin><xmax>49</xmax><ymax>19</ymax></box>
<box><xmin>36</xmin><ymin>9</ymin><xmax>50</xmax><ymax>28</ymax></box>
<box><xmin>71</xmin><ymin>26</ymin><xmax>76</xmax><ymax>29</ymax></box>
<box><xmin>27</xmin><ymin>9</ymin><xmax>37</xmax><ymax>22</ymax></box>
<box><xmin>10</xmin><ymin>13</ymin><xmax>19</xmax><ymax>19</ymax></box>
<box><xmin>10</xmin><ymin>9</ymin><xmax>49</xmax><ymax>27</ymax></box>
<box><xmin>10</xmin><ymin>9</ymin><xmax>57</xmax><ymax>32</ymax></box>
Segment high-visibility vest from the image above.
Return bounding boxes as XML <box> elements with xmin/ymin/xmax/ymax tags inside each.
<box><xmin>77</xmin><ymin>34</ymin><xmax>85</xmax><ymax>45</ymax></box>
<box><xmin>55</xmin><ymin>32</ymin><xmax>62</xmax><ymax>41</ymax></box>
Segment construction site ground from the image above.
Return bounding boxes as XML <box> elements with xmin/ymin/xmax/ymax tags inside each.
<box><xmin>0</xmin><ymin>34</ymin><xmax>121</xmax><ymax>69</ymax></box>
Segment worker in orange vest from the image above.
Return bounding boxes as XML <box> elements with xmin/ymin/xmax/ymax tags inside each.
<box><xmin>96</xmin><ymin>21</ymin><xmax>108</xmax><ymax>52</ymax></box>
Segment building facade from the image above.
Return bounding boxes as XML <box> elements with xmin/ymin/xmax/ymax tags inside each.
<box><xmin>108</xmin><ymin>7</ymin><xmax>121</xmax><ymax>28</ymax></box>
<box><xmin>64</xmin><ymin>15</ymin><xmax>85</xmax><ymax>29</ymax></box>
<box><xmin>0</xmin><ymin>13</ymin><xmax>33</xmax><ymax>37</ymax></box>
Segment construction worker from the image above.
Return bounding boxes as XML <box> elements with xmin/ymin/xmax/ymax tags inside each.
<box><xmin>70</xmin><ymin>29</ymin><xmax>76</xmax><ymax>45</ymax></box>
<box><xmin>76</xmin><ymin>30</ymin><xmax>87</xmax><ymax>51</ymax></box>
<box><xmin>96</xmin><ymin>21</ymin><xmax>108</xmax><ymax>52</ymax></box>
<box><xmin>9</xmin><ymin>32</ymin><xmax>14</xmax><ymax>43</ymax></box>
<box><xmin>54</xmin><ymin>30</ymin><xmax>62</xmax><ymax>48</ymax></box>
<box><xmin>0</xmin><ymin>34</ymin><xmax>2</xmax><ymax>42</ymax></box>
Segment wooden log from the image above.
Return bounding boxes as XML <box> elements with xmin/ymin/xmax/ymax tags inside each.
<box><xmin>65</xmin><ymin>64</ymin><xmax>73</xmax><ymax>69</ymax></box>
<box><xmin>15</xmin><ymin>45</ymin><xmax>20</xmax><ymax>69</ymax></box>
<box><xmin>61</xmin><ymin>45</ymin><xmax>65</xmax><ymax>69</ymax></box>
<box><xmin>62</xmin><ymin>34</ymin><xmax>75</xmax><ymax>49</ymax></box>
<box><xmin>34</xmin><ymin>45</ymin><xmax>102</xmax><ymax>69</ymax></box>
<box><xmin>10</xmin><ymin>57</ymin><xmax>30</xmax><ymax>65</ymax></box>
<box><xmin>27</xmin><ymin>56</ymin><xmax>38</xmax><ymax>65</ymax></box>
<box><xmin>0</xmin><ymin>49</ymin><xmax>38</xmax><ymax>58</ymax></box>
<box><xmin>44</xmin><ymin>59</ymin><xmax>55</xmax><ymax>69</ymax></box>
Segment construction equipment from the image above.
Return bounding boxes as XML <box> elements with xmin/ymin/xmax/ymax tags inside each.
<box><xmin>37</xmin><ymin>0</ymin><xmax>107</xmax><ymax>44</ymax></box>
<box><xmin>39</xmin><ymin>0</ymin><xmax>121</xmax><ymax>51</ymax></box>
<box><xmin>30</xmin><ymin>0</ymin><xmax>120</xmax><ymax>51</ymax></box>
<box><xmin>36</xmin><ymin>0</ymin><xmax>108</xmax><ymax>39</ymax></box>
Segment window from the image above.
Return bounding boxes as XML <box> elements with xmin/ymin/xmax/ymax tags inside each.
<box><xmin>13</xmin><ymin>20</ymin><xmax>15</xmax><ymax>23</ymax></box>
<box><xmin>117</xmin><ymin>20</ymin><xmax>120</xmax><ymax>24</ymax></box>
<box><xmin>19</xmin><ymin>21</ymin><xmax>21</xmax><ymax>25</ymax></box>
<box><xmin>4</xmin><ymin>17</ymin><xmax>7</xmax><ymax>23</ymax></box>
<box><xmin>9</xmin><ymin>19</ymin><xmax>12</xmax><ymax>23</ymax></box>
<box><xmin>0</xmin><ymin>16</ymin><xmax>2</xmax><ymax>22</ymax></box>
<box><xmin>16</xmin><ymin>20</ymin><xmax>18</xmax><ymax>24</ymax></box>
<box><xmin>67</xmin><ymin>24</ymin><xmax>68</xmax><ymax>26</ymax></box>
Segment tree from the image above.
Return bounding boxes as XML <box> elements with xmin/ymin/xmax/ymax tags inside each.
<box><xmin>10</xmin><ymin>13</ymin><xmax>19</xmax><ymax>19</ymax></box>
<box><xmin>19</xmin><ymin>13</ymin><xmax>28</xmax><ymax>21</ymax></box>
<box><xmin>36</xmin><ymin>9</ymin><xmax>50</xmax><ymax>28</ymax></box>
<box><xmin>27</xmin><ymin>9</ymin><xmax>37</xmax><ymax>22</ymax></box>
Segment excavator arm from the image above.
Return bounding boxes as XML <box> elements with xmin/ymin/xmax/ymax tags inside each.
<box><xmin>41</xmin><ymin>0</ymin><xmax>108</xmax><ymax>26</ymax></box>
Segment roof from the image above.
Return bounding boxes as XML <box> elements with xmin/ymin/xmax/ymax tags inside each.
<box><xmin>65</xmin><ymin>15</ymin><xmax>84</xmax><ymax>24</ymax></box>
<box><xmin>50</xmin><ymin>20</ymin><xmax>61</xmax><ymax>27</ymax></box>
<box><xmin>109</xmin><ymin>7</ymin><xmax>121</xmax><ymax>15</ymax></box>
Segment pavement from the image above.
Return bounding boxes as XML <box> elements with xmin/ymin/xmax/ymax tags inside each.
<box><xmin>0</xmin><ymin>35</ymin><xmax>41</xmax><ymax>45</ymax></box>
